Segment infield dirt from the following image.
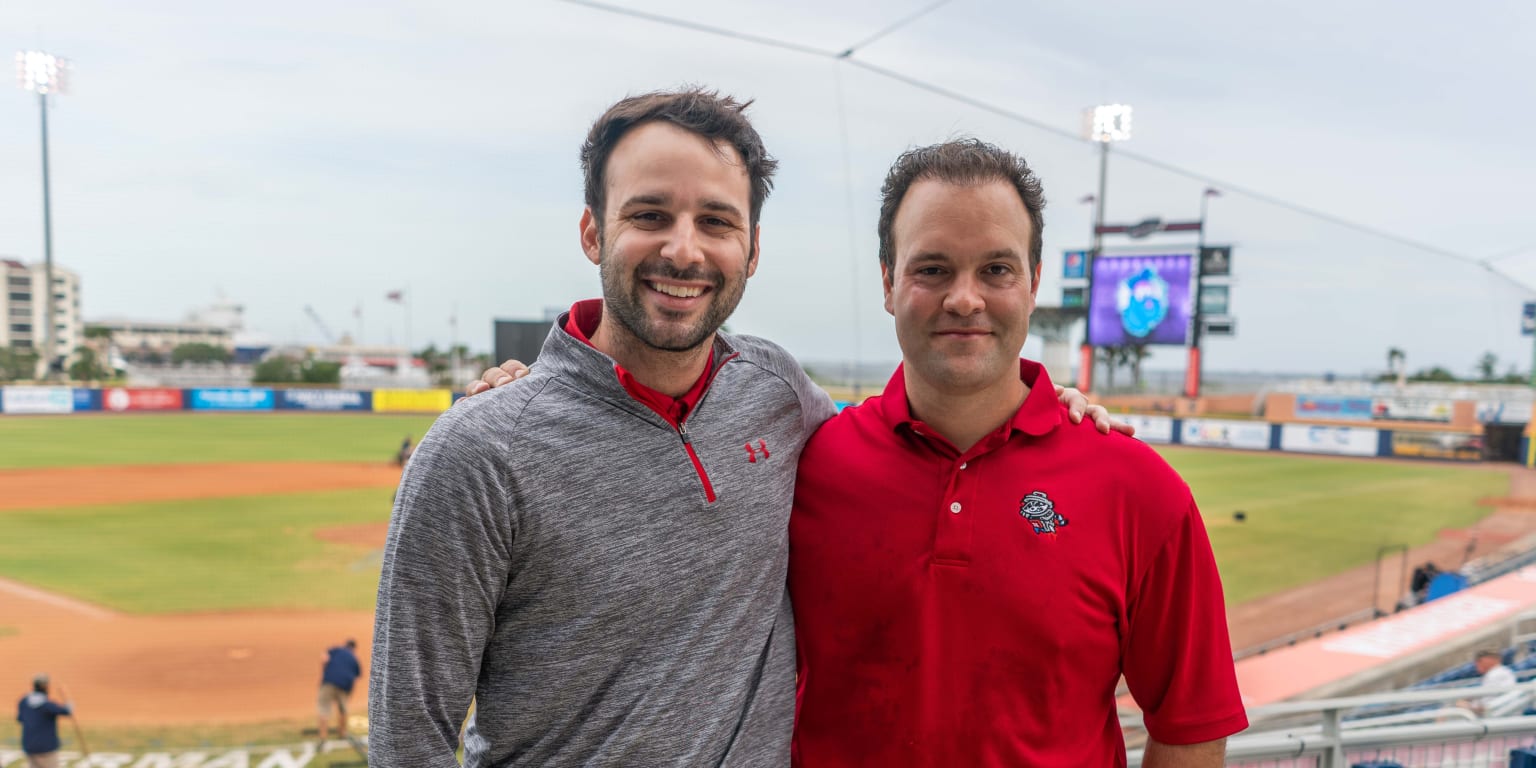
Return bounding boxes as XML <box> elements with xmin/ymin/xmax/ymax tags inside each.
<box><xmin>0</xmin><ymin>461</ymin><xmax>395</xmax><ymax>724</ymax></box>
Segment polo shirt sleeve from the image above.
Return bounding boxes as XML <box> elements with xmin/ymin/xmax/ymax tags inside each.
<box><xmin>46</xmin><ymin>702</ymin><xmax>70</xmax><ymax>716</ymax></box>
<box><xmin>370</xmin><ymin>398</ymin><xmax>519</xmax><ymax>767</ymax></box>
<box><xmin>1122</xmin><ymin>500</ymin><xmax>1248</xmax><ymax>745</ymax></box>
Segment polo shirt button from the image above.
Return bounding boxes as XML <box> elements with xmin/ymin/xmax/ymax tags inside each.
<box><xmin>949</xmin><ymin>502</ymin><xmax>962</xmax><ymax>514</ymax></box>
<box><xmin>960</xmin><ymin>462</ymin><xmax>968</xmax><ymax>470</ymax></box>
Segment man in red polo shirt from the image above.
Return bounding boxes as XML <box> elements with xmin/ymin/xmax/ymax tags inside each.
<box><xmin>788</xmin><ymin>139</ymin><xmax>1247</xmax><ymax>767</ymax></box>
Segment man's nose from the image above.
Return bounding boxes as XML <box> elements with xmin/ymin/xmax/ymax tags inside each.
<box><xmin>943</xmin><ymin>274</ymin><xmax>984</xmax><ymax>315</ymax></box>
<box><xmin>659</xmin><ymin>218</ymin><xmax>706</xmax><ymax>268</ymax></box>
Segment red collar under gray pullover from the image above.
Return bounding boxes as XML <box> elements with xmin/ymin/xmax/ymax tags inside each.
<box><xmin>369</xmin><ymin>314</ymin><xmax>837</xmax><ymax>767</ymax></box>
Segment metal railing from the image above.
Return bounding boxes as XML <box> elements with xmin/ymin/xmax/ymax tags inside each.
<box><xmin>1128</xmin><ymin>682</ymin><xmax>1536</xmax><ymax>767</ymax></box>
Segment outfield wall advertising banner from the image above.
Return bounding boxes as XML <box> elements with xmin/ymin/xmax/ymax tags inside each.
<box><xmin>1088</xmin><ymin>254</ymin><xmax>1193</xmax><ymax>346</ymax></box>
<box><xmin>1123</xmin><ymin>414</ymin><xmax>1175</xmax><ymax>444</ymax></box>
<box><xmin>1390</xmin><ymin>431</ymin><xmax>1483</xmax><ymax>461</ymax></box>
<box><xmin>1477</xmin><ymin>399</ymin><xmax>1530</xmax><ymax>426</ymax></box>
<box><xmin>1179</xmin><ymin>418</ymin><xmax>1271</xmax><ymax>450</ymax></box>
<box><xmin>1373</xmin><ymin>397</ymin><xmax>1454</xmax><ymax>422</ymax></box>
<box><xmin>372</xmin><ymin>388</ymin><xmax>453</xmax><ymax>413</ymax></box>
<box><xmin>1</xmin><ymin>386</ymin><xmax>73</xmax><ymax>414</ymax></box>
<box><xmin>104</xmin><ymin>387</ymin><xmax>184</xmax><ymax>412</ymax></box>
<box><xmin>276</xmin><ymin>388</ymin><xmax>371</xmax><ymax>411</ymax></box>
<box><xmin>1295</xmin><ymin>395</ymin><xmax>1374</xmax><ymax>421</ymax></box>
<box><xmin>1279</xmin><ymin>424</ymin><xmax>1380</xmax><ymax>457</ymax></box>
<box><xmin>72</xmin><ymin>388</ymin><xmax>101</xmax><ymax>412</ymax></box>
<box><xmin>188</xmin><ymin>388</ymin><xmax>275</xmax><ymax>411</ymax></box>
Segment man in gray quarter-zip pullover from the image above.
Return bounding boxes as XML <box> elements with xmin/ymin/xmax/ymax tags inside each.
<box><xmin>369</xmin><ymin>88</ymin><xmax>837</xmax><ymax>767</ymax></box>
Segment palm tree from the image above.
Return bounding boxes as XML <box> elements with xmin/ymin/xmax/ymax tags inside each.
<box><xmin>1096</xmin><ymin>346</ymin><xmax>1120</xmax><ymax>391</ymax></box>
<box><xmin>1387</xmin><ymin>347</ymin><xmax>1406</xmax><ymax>384</ymax></box>
<box><xmin>1127</xmin><ymin>344</ymin><xmax>1150</xmax><ymax>391</ymax></box>
<box><xmin>1476</xmin><ymin>352</ymin><xmax>1498</xmax><ymax>382</ymax></box>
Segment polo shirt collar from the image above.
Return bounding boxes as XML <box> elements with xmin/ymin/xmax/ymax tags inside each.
<box><xmin>878</xmin><ymin>358</ymin><xmax>1063</xmax><ymax>442</ymax></box>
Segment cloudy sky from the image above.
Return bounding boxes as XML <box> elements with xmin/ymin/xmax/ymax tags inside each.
<box><xmin>1</xmin><ymin>0</ymin><xmax>1532</xmax><ymax>380</ymax></box>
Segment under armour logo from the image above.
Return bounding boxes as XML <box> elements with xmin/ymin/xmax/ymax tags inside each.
<box><xmin>745</xmin><ymin>439</ymin><xmax>771</xmax><ymax>463</ymax></box>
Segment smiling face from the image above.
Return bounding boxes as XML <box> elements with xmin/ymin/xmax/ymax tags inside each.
<box><xmin>883</xmin><ymin>178</ymin><xmax>1040</xmax><ymax>395</ymax></box>
<box><xmin>581</xmin><ymin>120</ymin><xmax>759</xmax><ymax>355</ymax></box>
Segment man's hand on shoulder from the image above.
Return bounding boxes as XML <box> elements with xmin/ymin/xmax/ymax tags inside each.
<box><xmin>464</xmin><ymin>360</ymin><xmax>531</xmax><ymax>398</ymax></box>
<box><xmin>1053</xmin><ymin>385</ymin><xmax>1135</xmax><ymax>437</ymax></box>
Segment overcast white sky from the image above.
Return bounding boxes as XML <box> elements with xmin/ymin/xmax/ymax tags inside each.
<box><xmin>1</xmin><ymin>0</ymin><xmax>1533</xmax><ymax>378</ymax></box>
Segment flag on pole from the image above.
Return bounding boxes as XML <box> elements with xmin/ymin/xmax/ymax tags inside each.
<box><xmin>386</xmin><ymin>290</ymin><xmax>404</xmax><ymax>303</ymax></box>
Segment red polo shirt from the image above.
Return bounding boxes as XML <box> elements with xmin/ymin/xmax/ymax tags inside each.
<box><xmin>788</xmin><ymin>360</ymin><xmax>1247</xmax><ymax>767</ymax></box>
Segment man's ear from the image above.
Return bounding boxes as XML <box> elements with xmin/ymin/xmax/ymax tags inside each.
<box><xmin>580</xmin><ymin>207</ymin><xmax>601</xmax><ymax>265</ymax></box>
<box><xmin>1030</xmin><ymin>260</ymin><xmax>1043</xmax><ymax>300</ymax></box>
<box><xmin>882</xmin><ymin>263</ymin><xmax>895</xmax><ymax>316</ymax></box>
<box><xmin>747</xmin><ymin>224</ymin><xmax>761</xmax><ymax>278</ymax></box>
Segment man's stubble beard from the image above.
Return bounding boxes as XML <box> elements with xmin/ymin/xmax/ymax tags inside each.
<box><xmin>598</xmin><ymin>239</ymin><xmax>750</xmax><ymax>354</ymax></box>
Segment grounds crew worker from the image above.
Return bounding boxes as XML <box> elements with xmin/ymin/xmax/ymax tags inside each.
<box><xmin>317</xmin><ymin>638</ymin><xmax>361</xmax><ymax>746</ymax></box>
<box><xmin>17</xmin><ymin>674</ymin><xmax>73</xmax><ymax>768</ymax></box>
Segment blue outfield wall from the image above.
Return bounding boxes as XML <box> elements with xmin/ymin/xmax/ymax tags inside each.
<box><xmin>1104</xmin><ymin>413</ymin><xmax>1484</xmax><ymax>462</ymax></box>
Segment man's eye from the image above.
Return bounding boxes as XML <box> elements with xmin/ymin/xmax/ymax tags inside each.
<box><xmin>916</xmin><ymin>267</ymin><xmax>944</xmax><ymax>276</ymax></box>
<box><xmin>986</xmin><ymin>264</ymin><xmax>1014</xmax><ymax>275</ymax></box>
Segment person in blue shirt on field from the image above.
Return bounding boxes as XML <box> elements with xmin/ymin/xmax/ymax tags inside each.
<box><xmin>317</xmin><ymin>639</ymin><xmax>361</xmax><ymax>746</ymax></box>
<box><xmin>16</xmin><ymin>674</ymin><xmax>73</xmax><ymax>768</ymax></box>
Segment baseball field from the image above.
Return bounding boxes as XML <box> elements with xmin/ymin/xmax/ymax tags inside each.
<box><xmin>0</xmin><ymin>411</ymin><xmax>1514</xmax><ymax>755</ymax></box>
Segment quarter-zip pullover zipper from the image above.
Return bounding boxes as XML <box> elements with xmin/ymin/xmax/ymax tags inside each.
<box><xmin>674</xmin><ymin>351</ymin><xmax>739</xmax><ymax>504</ymax></box>
<box><xmin>679</xmin><ymin>424</ymin><xmax>717</xmax><ymax>503</ymax></box>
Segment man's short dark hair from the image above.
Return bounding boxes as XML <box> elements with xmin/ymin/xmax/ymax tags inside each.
<box><xmin>345</xmin><ymin>638</ymin><xmax>357</xmax><ymax>649</ymax></box>
<box><xmin>580</xmin><ymin>87</ymin><xmax>778</xmax><ymax>246</ymax></box>
<box><xmin>877</xmin><ymin>138</ymin><xmax>1045</xmax><ymax>281</ymax></box>
<box><xmin>1478</xmin><ymin>650</ymin><xmax>1502</xmax><ymax>661</ymax></box>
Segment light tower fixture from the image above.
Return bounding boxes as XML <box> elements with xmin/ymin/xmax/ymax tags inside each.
<box><xmin>1087</xmin><ymin>104</ymin><xmax>1133</xmax><ymax>143</ymax></box>
<box><xmin>16</xmin><ymin>50</ymin><xmax>68</xmax><ymax>94</ymax></box>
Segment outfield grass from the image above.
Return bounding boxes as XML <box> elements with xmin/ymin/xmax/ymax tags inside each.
<box><xmin>1156</xmin><ymin>446</ymin><xmax>1508</xmax><ymax>604</ymax></box>
<box><xmin>0</xmin><ymin>413</ymin><xmax>442</xmax><ymax>469</ymax></box>
<box><xmin>0</xmin><ymin>487</ymin><xmax>393</xmax><ymax>613</ymax></box>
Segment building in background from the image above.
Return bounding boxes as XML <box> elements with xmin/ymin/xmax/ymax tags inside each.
<box><xmin>0</xmin><ymin>258</ymin><xmax>82</xmax><ymax>363</ymax></box>
<box><xmin>86</xmin><ymin>299</ymin><xmax>272</xmax><ymax>363</ymax></box>
<box><xmin>87</xmin><ymin>315</ymin><xmax>234</xmax><ymax>360</ymax></box>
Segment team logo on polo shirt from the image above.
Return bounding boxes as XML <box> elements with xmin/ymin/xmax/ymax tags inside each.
<box><xmin>1019</xmin><ymin>491</ymin><xmax>1068</xmax><ymax>535</ymax></box>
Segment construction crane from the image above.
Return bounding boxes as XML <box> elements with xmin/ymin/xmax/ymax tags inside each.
<box><xmin>304</xmin><ymin>305</ymin><xmax>337</xmax><ymax>345</ymax></box>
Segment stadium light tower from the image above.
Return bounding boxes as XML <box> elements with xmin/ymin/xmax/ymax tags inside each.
<box><xmin>16</xmin><ymin>50</ymin><xmax>69</xmax><ymax>380</ymax></box>
<box><xmin>1078</xmin><ymin>104</ymin><xmax>1133</xmax><ymax>393</ymax></box>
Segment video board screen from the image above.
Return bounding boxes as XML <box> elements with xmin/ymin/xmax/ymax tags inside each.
<box><xmin>1088</xmin><ymin>253</ymin><xmax>1193</xmax><ymax>346</ymax></box>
